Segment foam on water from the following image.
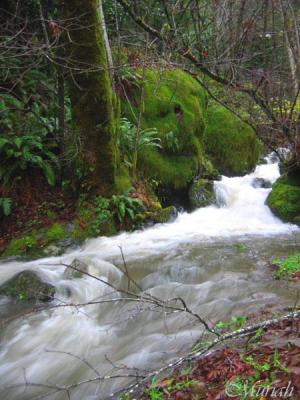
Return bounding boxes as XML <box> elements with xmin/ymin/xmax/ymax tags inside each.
<box><xmin>0</xmin><ymin>154</ymin><xmax>299</xmax><ymax>400</ymax></box>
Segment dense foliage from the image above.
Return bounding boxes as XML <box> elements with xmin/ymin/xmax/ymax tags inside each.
<box><xmin>1</xmin><ymin>0</ymin><xmax>299</xmax><ymax>246</ymax></box>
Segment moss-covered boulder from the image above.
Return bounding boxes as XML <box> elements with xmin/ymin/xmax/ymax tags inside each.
<box><xmin>150</xmin><ymin>206</ymin><xmax>178</xmax><ymax>223</ymax></box>
<box><xmin>188</xmin><ymin>179</ymin><xmax>215</xmax><ymax>210</ymax></box>
<box><xmin>266</xmin><ymin>175</ymin><xmax>300</xmax><ymax>223</ymax></box>
<box><xmin>252</xmin><ymin>178</ymin><xmax>272</xmax><ymax>189</ymax></box>
<box><xmin>294</xmin><ymin>216</ymin><xmax>300</xmax><ymax>226</ymax></box>
<box><xmin>122</xmin><ymin>68</ymin><xmax>206</xmax><ymax>190</ymax></box>
<box><xmin>138</xmin><ymin>206</ymin><xmax>178</xmax><ymax>224</ymax></box>
<box><xmin>204</xmin><ymin>105</ymin><xmax>261</xmax><ymax>176</ymax></box>
<box><xmin>0</xmin><ymin>270</ymin><xmax>55</xmax><ymax>302</ymax></box>
<box><xmin>63</xmin><ymin>259</ymin><xmax>89</xmax><ymax>279</ymax></box>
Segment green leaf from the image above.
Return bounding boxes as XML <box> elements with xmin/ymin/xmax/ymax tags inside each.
<box><xmin>119</xmin><ymin>201</ymin><xmax>126</xmax><ymax>219</ymax></box>
<box><xmin>14</xmin><ymin>137</ymin><xmax>22</xmax><ymax>149</ymax></box>
<box><xmin>0</xmin><ymin>197</ymin><xmax>12</xmax><ymax>216</ymax></box>
<box><xmin>127</xmin><ymin>208</ymin><xmax>135</xmax><ymax>220</ymax></box>
<box><xmin>0</xmin><ymin>138</ymin><xmax>10</xmax><ymax>150</ymax></box>
<box><xmin>41</xmin><ymin>162</ymin><xmax>56</xmax><ymax>186</ymax></box>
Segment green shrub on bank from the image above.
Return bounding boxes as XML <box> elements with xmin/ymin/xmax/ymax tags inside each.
<box><xmin>0</xmin><ymin>135</ymin><xmax>59</xmax><ymax>187</ymax></box>
<box><xmin>273</xmin><ymin>252</ymin><xmax>300</xmax><ymax>279</ymax></box>
<box><xmin>3</xmin><ymin>235</ymin><xmax>38</xmax><ymax>257</ymax></box>
<box><xmin>45</xmin><ymin>223</ymin><xmax>66</xmax><ymax>242</ymax></box>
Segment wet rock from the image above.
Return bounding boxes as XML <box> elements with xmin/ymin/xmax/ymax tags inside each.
<box><xmin>44</xmin><ymin>244</ymin><xmax>61</xmax><ymax>256</ymax></box>
<box><xmin>63</xmin><ymin>259</ymin><xmax>89</xmax><ymax>279</ymax></box>
<box><xmin>149</xmin><ymin>206</ymin><xmax>178</xmax><ymax>224</ymax></box>
<box><xmin>57</xmin><ymin>237</ymin><xmax>79</xmax><ymax>249</ymax></box>
<box><xmin>266</xmin><ymin>175</ymin><xmax>300</xmax><ymax>222</ymax></box>
<box><xmin>258</xmin><ymin>156</ymin><xmax>268</xmax><ymax>165</ymax></box>
<box><xmin>252</xmin><ymin>178</ymin><xmax>272</xmax><ymax>189</ymax></box>
<box><xmin>269</xmin><ymin>152</ymin><xmax>280</xmax><ymax>164</ymax></box>
<box><xmin>199</xmin><ymin>159</ymin><xmax>221</xmax><ymax>180</ymax></box>
<box><xmin>293</xmin><ymin>216</ymin><xmax>300</xmax><ymax>226</ymax></box>
<box><xmin>188</xmin><ymin>179</ymin><xmax>215</xmax><ymax>210</ymax></box>
<box><xmin>0</xmin><ymin>270</ymin><xmax>55</xmax><ymax>302</ymax></box>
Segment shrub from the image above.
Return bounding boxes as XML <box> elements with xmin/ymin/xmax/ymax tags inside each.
<box><xmin>273</xmin><ymin>252</ymin><xmax>300</xmax><ymax>279</ymax></box>
<box><xmin>118</xmin><ymin>117</ymin><xmax>161</xmax><ymax>167</ymax></box>
<box><xmin>111</xmin><ymin>194</ymin><xmax>143</xmax><ymax>222</ymax></box>
<box><xmin>0</xmin><ymin>135</ymin><xmax>59</xmax><ymax>187</ymax></box>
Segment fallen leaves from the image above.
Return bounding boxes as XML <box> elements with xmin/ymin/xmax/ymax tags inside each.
<box><xmin>140</xmin><ymin>315</ymin><xmax>300</xmax><ymax>399</ymax></box>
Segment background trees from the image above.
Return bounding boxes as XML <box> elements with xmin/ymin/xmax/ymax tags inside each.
<box><xmin>116</xmin><ymin>0</ymin><xmax>300</xmax><ymax>170</ymax></box>
<box><xmin>1</xmin><ymin>0</ymin><xmax>118</xmax><ymax>201</ymax></box>
<box><xmin>1</xmin><ymin>0</ymin><xmax>299</xmax><ymax>232</ymax></box>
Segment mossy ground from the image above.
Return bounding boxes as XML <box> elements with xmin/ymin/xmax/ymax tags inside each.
<box><xmin>2</xmin><ymin>222</ymin><xmax>69</xmax><ymax>258</ymax></box>
<box><xmin>267</xmin><ymin>175</ymin><xmax>300</xmax><ymax>223</ymax></box>
<box><xmin>0</xmin><ymin>187</ymin><xmax>166</xmax><ymax>258</ymax></box>
<box><xmin>204</xmin><ymin>104</ymin><xmax>261</xmax><ymax>176</ymax></box>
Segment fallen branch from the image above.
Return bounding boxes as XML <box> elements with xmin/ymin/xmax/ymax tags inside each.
<box><xmin>114</xmin><ymin>310</ymin><xmax>300</xmax><ymax>398</ymax></box>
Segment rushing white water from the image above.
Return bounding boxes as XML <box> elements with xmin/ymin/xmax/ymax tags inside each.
<box><xmin>79</xmin><ymin>155</ymin><xmax>296</xmax><ymax>261</ymax></box>
<box><xmin>0</xmin><ymin>156</ymin><xmax>299</xmax><ymax>400</ymax></box>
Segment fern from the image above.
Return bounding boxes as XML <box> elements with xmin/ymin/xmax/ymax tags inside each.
<box><xmin>0</xmin><ymin>197</ymin><xmax>12</xmax><ymax>217</ymax></box>
<box><xmin>0</xmin><ymin>135</ymin><xmax>59</xmax><ymax>187</ymax></box>
<box><xmin>117</xmin><ymin>118</ymin><xmax>161</xmax><ymax>167</ymax></box>
<box><xmin>111</xmin><ymin>194</ymin><xmax>143</xmax><ymax>223</ymax></box>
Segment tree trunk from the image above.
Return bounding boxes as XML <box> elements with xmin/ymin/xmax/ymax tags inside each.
<box><xmin>61</xmin><ymin>0</ymin><xmax>117</xmax><ymax>196</ymax></box>
<box><xmin>57</xmin><ymin>68</ymin><xmax>65</xmax><ymax>158</ymax></box>
<box><xmin>99</xmin><ymin>0</ymin><xmax>115</xmax><ymax>87</ymax></box>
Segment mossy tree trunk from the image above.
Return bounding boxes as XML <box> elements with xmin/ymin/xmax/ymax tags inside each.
<box><xmin>61</xmin><ymin>0</ymin><xmax>117</xmax><ymax>195</ymax></box>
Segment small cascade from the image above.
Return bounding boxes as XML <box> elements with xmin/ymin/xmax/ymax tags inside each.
<box><xmin>0</xmin><ymin>154</ymin><xmax>299</xmax><ymax>400</ymax></box>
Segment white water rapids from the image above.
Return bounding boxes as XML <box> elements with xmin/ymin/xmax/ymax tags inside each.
<box><xmin>0</xmin><ymin>156</ymin><xmax>299</xmax><ymax>400</ymax></box>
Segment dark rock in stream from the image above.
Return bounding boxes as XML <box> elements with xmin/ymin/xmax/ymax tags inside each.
<box><xmin>252</xmin><ymin>178</ymin><xmax>272</xmax><ymax>189</ymax></box>
<box><xmin>0</xmin><ymin>270</ymin><xmax>55</xmax><ymax>302</ymax></box>
<box><xmin>63</xmin><ymin>259</ymin><xmax>89</xmax><ymax>279</ymax></box>
<box><xmin>138</xmin><ymin>206</ymin><xmax>178</xmax><ymax>226</ymax></box>
<box><xmin>188</xmin><ymin>178</ymin><xmax>216</xmax><ymax>210</ymax></box>
<box><xmin>293</xmin><ymin>215</ymin><xmax>300</xmax><ymax>226</ymax></box>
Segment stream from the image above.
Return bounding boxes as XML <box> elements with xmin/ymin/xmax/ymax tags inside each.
<box><xmin>0</xmin><ymin>155</ymin><xmax>299</xmax><ymax>400</ymax></box>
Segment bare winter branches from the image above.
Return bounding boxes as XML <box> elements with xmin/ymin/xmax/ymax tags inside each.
<box><xmin>116</xmin><ymin>0</ymin><xmax>300</xmax><ymax>165</ymax></box>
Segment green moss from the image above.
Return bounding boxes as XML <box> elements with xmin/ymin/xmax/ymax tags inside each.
<box><xmin>188</xmin><ymin>179</ymin><xmax>215</xmax><ymax>209</ymax></box>
<box><xmin>143</xmin><ymin>206</ymin><xmax>176</xmax><ymax>224</ymax></box>
<box><xmin>70</xmin><ymin>219</ymin><xmax>89</xmax><ymax>241</ymax></box>
<box><xmin>46</xmin><ymin>210</ymin><xmax>57</xmax><ymax>221</ymax></box>
<box><xmin>200</xmin><ymin>158</ymin><xmax>220</xmax><ymax>179</ymax></box>
<box><xmin>139</xmin><ymin>150</ymin><xmax>199</xmax><ymax>189</ymax></box>
<box><xmin>204</xmin><ymin>105</ymin><xmax>261</xmax><ymax>175</ymax></box>
<box><xmin>2</xmin><ymin>200</ymin><xmax>118</xmax><ymax>257</ymax></box>
<box><xmin>62</xmin><ymin>0</ymin><xmax>117</xmax><ymax>195</ymax></box>
<box><xmin>267</xmin><ymin>176</ymin><xmax>300</xmax><ymax>222</ymax></box>
<box><xmin>0</xmin><ymin>270</ymin><xmax>55</xmax><ymax>301</ymax></box>
<box><xmin>294</xmin><ymin>216</ymin><xmax>300</xmax><ymax>226</ymax></box>
<box><xmin>122</xmin><ymin>68</ymin><xmax>206</xmax><ymax>189</ymax></box>
<box><xmin>115</xmin><ymin>163</ymin><xmax>132</xmax><ymax>194</ymax></box>
<box><xmin>273</xmin><ymin>252</ymin><xmax>300</xmax><ymax>279</ymax></box>
<box><xmin>45</xmin><ymin>223</ymin><xmax>66</xmax><ymax>243</ymax></box>
<box><xmin>3</xmin><ymin>235</ymin><xmax>38</xmax><ymax>257</ymax></box>
<box><xmin>71</xmin><ymin>197</ymin><xmax>117</xmax><ymax>240</ymax></box>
